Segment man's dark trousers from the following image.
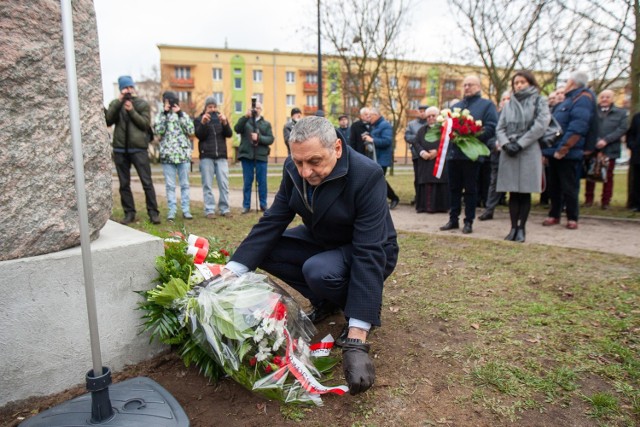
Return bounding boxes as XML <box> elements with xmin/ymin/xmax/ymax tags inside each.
<box><xmin>114</xmin><ymin>151</ymin><xmax>159</xmax><ymax>216</ymax></box>
<box><xmin>259</xmin><ymin>235</ymin><xmax>395</xmax><ymax>310</ymax></box>
<box><xmin>448</xmin><ymin>159</ymin><xmax>480</xmax><ymax>224</ymax></box>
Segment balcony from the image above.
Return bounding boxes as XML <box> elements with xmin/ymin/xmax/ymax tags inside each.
<box><xmin>303</xmin><ymin>82</ymin><xmax>318</xmax><ymax>93</ymax></box>
<box><xmin>408</xmin><ymin>87</ymin><xmax>426</xmax><ymax>98</ymax></box>
<box><xmin>169</xmin><ymin>77</ymin><xmax>194</xmax><ymax>88</ymax></box>
<box><xmin>303</xmin><ymin>105</ymin><xmax>318</xmax><ymax>115</ymax></box>
<box><xmin>442</xmin><ymin>89</ymin><xmax>460</xmax><ymax>100</ymax></box>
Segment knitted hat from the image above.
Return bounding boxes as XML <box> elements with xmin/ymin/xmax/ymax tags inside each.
<box><xmin>290</xmin><ymin>107</ymin><xmax>302</xmax><ymax>116</ymax></box>
<box><xmin>315</xmin><ymin>109</ymin><xmax>325</xmax><ymax>117</ymax></box>
<box><xmin>118</xmin><ymin>75</ymin><xmax>135</xmax><ymax>91</ymax></box>
<box><xmin>162</xmin><ymin>91</ymin><xmax>179</xmax><ymax>105</ymax></box>
<box><xmin>205</xmin><ymin>96</ymin><xmax>217</xmax><ymax>107</ymax></box>
<box><xmin>338</xmin><ymin>114</ymin><xmax>348</xmax><ymax>120</ymax></box>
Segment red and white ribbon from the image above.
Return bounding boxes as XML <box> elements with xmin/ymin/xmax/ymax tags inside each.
<box><xmin>187</xmin><ymin>234</ymin><xmax>210</xmax><ymax>265</ymax></box>
<box><xmin>433</xmin><ymin>117</ymin><xmax>453</xmax><ymax>179</ymax></box>
<box><xmin>281</xmin><ymin>328</ymin><xmax>348</xmax><ymax>396</ymax></box>
<box><xmin>194</xmin><ymin>263</ymin><xmax>222</xmax><ymax>280</ymax></box>
<box><xmin>310</xmin><ymin>334</ymin><xmax>335</xmax><ymax>357</ymax></box>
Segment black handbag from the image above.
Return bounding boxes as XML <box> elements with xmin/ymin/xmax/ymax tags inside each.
<box><xmin>584</xmin><ymin>153</ymin><xmax>609</xmax><ymax>182</ymax></box>
<box><xmin>539</xmin><ymin>115</ymin><xmax>563</xmax><ymax>148</ymax></box>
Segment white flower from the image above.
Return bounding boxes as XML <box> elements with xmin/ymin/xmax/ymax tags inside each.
<box><xmin>272</xmin><ymin>335</ymin><xmax>285</xmax><ymax>351</ymax></box>
<box><xmin>461</xmin><ymin>109</ymin><xmax>471</xmax><ymax>117</ymax></box>
<box><xmin>476</xmin><ymin>120</ymin><xmax>482</xmax><ymax>126</ymax></box>
<box><xmin>452</xmin><ymin>112</ymin><xmax>460</xmax><ymax>118</ymax></box>
<box><xmin>453</xmin><ymin>107</ymin><xmax>461</xmax><ymax>114</ymax></box>
<box><xmin>261</xmin><ymin>317</ymin><xmax>276</xmax><ymax>335</ymax></box>
<box><xmin>253</xmin><ymin>327</ymin><xmax>265</xmax><ymax>343</ymax></box>
<box><xmin>441</xmin><ymin>108</ymin><xmax>451</xmax><ymax>116</ymax></box>
<box><xmin>436</xmin><ymin>116</ymin><xmax>445</xmax><ymax>123</ymax></box>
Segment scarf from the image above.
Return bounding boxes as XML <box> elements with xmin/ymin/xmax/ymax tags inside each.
<box><xmin>501</xmin><ymin>86</ymin><xmax>539</xmax><ymax>137</ymax></box>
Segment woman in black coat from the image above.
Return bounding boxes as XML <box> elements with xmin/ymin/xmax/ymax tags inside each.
<box><xmin>413</xmin><ymin>107</ymin><xmax>449</xmax><ymax>213</ymax></box>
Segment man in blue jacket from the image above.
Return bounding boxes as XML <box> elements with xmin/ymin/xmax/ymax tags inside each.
<box><xmin>223</xmin><ymin>116</ymin><xmax>398</xmax><ymax>395</ymax></box>
<box><xmin>440</xmin><ymin>76</ymin><xmax>498</xmax><ymax>234</ymax></box>
<box><xmin>542</xmin><ymin>70</ymin><xmax>596</xmax><ymax>229</ymax></box>
<box><xmin>363</xmin><ymin>108</ymin><xmax>400</xmax><ymax>209</ymax></box>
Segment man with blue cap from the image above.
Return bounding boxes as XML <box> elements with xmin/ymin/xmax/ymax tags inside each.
<box><xmin>106</xmin><ymin>75</ymin><xmax>160</xmax><ymax>225</ymax></box>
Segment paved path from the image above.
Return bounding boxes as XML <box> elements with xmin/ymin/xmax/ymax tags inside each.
<box><xmin>120</xmin><ymin>179</ymin><xmax>640</xmax><ymax>258</ymax></box>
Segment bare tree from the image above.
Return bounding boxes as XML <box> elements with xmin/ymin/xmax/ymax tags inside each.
<box><xmin>321</xmin><ymin>0</ymin><xmax>413</xmax><ymax>171</ymax></box>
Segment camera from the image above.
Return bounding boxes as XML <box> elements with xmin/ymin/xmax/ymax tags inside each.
<box><xmin>250</xmin><ymin>96</ymin><xmax>258</xmax><ymax>118</ymax></box>
<box><xmin>122</xmin><ymin>92</ymin><xmax>132</xmax><ymax>101</ymax></box>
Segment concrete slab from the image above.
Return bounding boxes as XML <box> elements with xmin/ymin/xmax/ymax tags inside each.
<box><xmin>0</xmin><ymin>221</ymin><xmax>166</xmax><ymax>405</ymax></box>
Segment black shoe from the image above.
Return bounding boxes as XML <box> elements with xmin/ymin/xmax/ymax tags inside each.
<box><xmin>260</xmin><ymin>206</ymin><xmax>267</xmax><ymax>212</ymax></box>
<box><xmin>514</xmin><ymin>227</ymin><xmax>525</xmax><ymax>243</ymax></box>
<box><xmin>241</xmin><ymin>208</ymin><xmax>251</xmax><ymax>214</ymax></box>
<box><xmin>121</xmin><ymin>212</ymin><xmax>136</xmax><ymax>225</ymax></box>
<box><xmin>306</xmin><ymin>301</ymin><xmax>340</xmax><ymax>324</ymax></box>
<box><xmin>462</xmin><ymin>223</ymin><xmax>473</xmax><ymax>234</ymax></box>
<box><xmin>440</xmin><ymin>221</ymin><xmax>459</xmax><ymax>231</ymax></box>
<box><xmin>410</xmin><ymin>199</ymin><xmax>416</xmax><ymax>206</ymax></box>
<box><xmin>505</xmin><ymin>228</ymin><xmax>517</xmax><ymax>241</ymax></box>
<box><xmin>389</xmin><ymin>198</ymin><xmax>400</xmax><ymax>210</ymax></box>
<box><xmin>149</xmin><ymin>213</ymin><xmax>161</xmax><ymax>225</ymax></box>
<box><xmin>335</xmin><ymin>324</ymin><xmax>349</xmax><ymax>347</ymax></box>
<box><xmin>479</xmin><ymin>211</ymin><xmax>494</xmax><ymax>221</ymax></box>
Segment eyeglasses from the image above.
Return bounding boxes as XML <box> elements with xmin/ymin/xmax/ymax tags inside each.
<box><xmin>425</xmin><ymin>114</ymin><xmax>437</xmax><ymax>118</ymax></box>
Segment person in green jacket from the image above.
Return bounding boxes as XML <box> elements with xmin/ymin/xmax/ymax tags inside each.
<box><xmin>105</xmin><ymin>75</ymin><xmax>160</xmax><ymax>225</ymax></box>
<box><xmin>234</xmin><ymin>101</ymin><xmax>274</xmax><ymax>213</ymax></box>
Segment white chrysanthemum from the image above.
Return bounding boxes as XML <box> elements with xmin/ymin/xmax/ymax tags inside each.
<box><xmin>272</xmin><ymin>335</ymin><xmax>285</xmax><ymax>351</ymax></box>
<box><xmin>261</xmin><ymin>317</ymin><xmax>276</xmax><ymax>335</ymax></box>
<box><xmin>253</xmin><ymin>327</ymin><xmax>265</xmax><ymax>343</ymax></box>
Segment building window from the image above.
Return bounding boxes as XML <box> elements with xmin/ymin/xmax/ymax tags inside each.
<box><xmin>306</xmin><ymin>95</ymin><xmax>318</xmax><ymax>107</ymax></box>
<box><xmin>444</xmin><ymin>80</ymin><xmax>457</xmax><ymax>91</ymax></box>
<box><xmin>372</xmin><ymin>98</ymin><xmax>380</xmax><ymax>108</ymax></box>
<box><xmin>234</xmin><ymin>68</ymin><xmax>241</xmax><ymax>75</ymax></box>
<box><xmin>286</xmin><ymin>71</ymin><xmax>295</xmax><ymax>83</ymax></box>
<box><xmin>235</xmin><ymin>101</ymin><xmax>243</xmax><ymax>113</ymax></box>
<box><xmin>409</xmin><ymin>99</ymin><xmax>420</xmax><ymax>110</ymax></box>
<box><xmin>212</xmin><ymin>92</ymin><xmax>223</xmax><ymax>105</ymax></box>
<box><xmin>429</xmin><ymin>79</ymin><xmax>437</xmax><ymax>97</ymax></box>
<box><xmin>408</xmin><ymin>78</ymin><xmax>421</xmax><ymax>89</ymax></box>
<box><xmin>177</xmin><ymin>91</ymin><xmax>191</xmax><ymax>102</ymax></box>
<box><xmin>234</xmin><ymin>77</ymin><xmax>242</xmax><ymax>90</ymax></box>
<box><xmin>286</xmin><ymin>94</ymin><xmax>296</xmax><ymax>106</ymax></box>
<box><xmin>175</xmin><ymin>66</ymin><xmax>191</xmax><ymax>79</ymax></box>
<box><xmin>253</xmin><ymin>69</ymin><xmax>263</xmax><ymax>83</ymax></box>
<box><xmin>330</xmin><ymin>82</ymin><xmax>338</xmax><ymax>93</ymax></box>
<box><xmin>389</xmin><ymin>77</ymin><xmax>398</xmax><ymax>89</ymax></box>
<box><xmin>253</xmin><ymin>93</ymin><xmax>263</xmax><ymax>103</ymax></box>
<box><xmin>373</xmin><ymin>77</ymin><xmax>381</xmax><ymax>89</ymax></box>
<box><xmin>306</xmin><ymin>73</ymin><xmax>318</xmax><ymax>84</ymax></box>
<box><xmin>391</xmin><ymin>98</ymin><xmax>399</xmax><ymax>109</ymax></box>
<box><xmin>347</xmin><ymin>96</ymin><xmax>359</xmax><ymax>108</ymax></box>
<box><xmin>330</xmin><ymin>103</ymin><xmax>337</xmax><ymax>114</ymax></box>
<box><xmin>212</xmin><ymin>68</ymin><xmax>222</xmax><ymax>80</ymax></box>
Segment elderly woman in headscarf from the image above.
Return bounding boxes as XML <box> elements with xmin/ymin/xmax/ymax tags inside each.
<box><xmin>496</xmin><ymin>71</ymin><xmax>550</xmax><ymax>242</ymax></box>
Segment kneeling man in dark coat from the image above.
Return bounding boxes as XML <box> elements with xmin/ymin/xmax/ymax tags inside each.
<box><xmin>223</xmin><ymin>116</ymin><xmax>399</xmax><ymax>395</ymax></box>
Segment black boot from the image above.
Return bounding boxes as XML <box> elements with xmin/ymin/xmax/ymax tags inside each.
<box><xmin>505</xmin><ymin>228</ymin><xmax>517</xmax><ymax>241</ymax></box>
<box><xmin>514</xmin><ymin>227</ymin><xmax>525</xmax><ymax>243</ymax></box>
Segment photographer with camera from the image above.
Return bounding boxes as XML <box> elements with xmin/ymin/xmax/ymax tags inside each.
<box><xmin>195</xmin><ymin>97</ymin><xmax>233</xmax><ymax>218</ymax></box>
<box><xmin>283</xmin><ymin>107</ymin><xmax>302</xmax><ymax>155</ymax></box>
<box><xmin>234</xmin><ymin>99</ymin><xmax>274</xmax><ymax>213</ymax></box>
<box><xmin>105</xmin><ymin>75</ymin><xmax>160</xmax><ymax>225</ymax></box>
<box><xmin>154</xmin><ymin>91</ymin><xmax>195</xmax><ymax>221</ymax></box>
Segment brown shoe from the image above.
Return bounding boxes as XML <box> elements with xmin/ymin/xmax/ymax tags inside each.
<box><xmin>206</xmin><ymin>213</ymin><xmax>216</xmax><ymax>219</ymax></box>
<box><xmin>566</xmin><ymin>220</ymin><xmax>578</xmax><ymax>230</ymax></box>
<box><xmin>542</xmin><ymin>217</ymin><xmax>560</xmax><ymax>226</ymax></box>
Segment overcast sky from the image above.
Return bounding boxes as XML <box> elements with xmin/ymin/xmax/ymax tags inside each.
<box><xmin>93</xmin><ymin>0</ymin><xmax>460</xmax><ymax>104</ymax></box>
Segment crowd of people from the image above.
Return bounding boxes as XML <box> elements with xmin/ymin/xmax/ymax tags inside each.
<box><xmin>107</xmin><ymin>72</ymin><xmax>638</xmax><ymax>238</ymax></box>
<box><xmin>402</xmin><ymin>71</ymin><xmax>638</xmax><ymax>242</ymax></box>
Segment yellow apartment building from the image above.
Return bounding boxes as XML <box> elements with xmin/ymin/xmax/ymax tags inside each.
<box><xmin>158</xmin><ymin>44</ymin><xmax>489</xmax><ymax>164</ymax></box>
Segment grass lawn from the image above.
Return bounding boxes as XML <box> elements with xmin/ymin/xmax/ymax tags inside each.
<box><xmin>111</xmin><ymin>191</ymin><xmax>640</xmax><ymax>426</ymax></box>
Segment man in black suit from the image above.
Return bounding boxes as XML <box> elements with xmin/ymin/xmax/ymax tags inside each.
<box><xmin>223</xmin><ymin>116</ymin><xmax>398</xmax><ymax>395</ymax></box>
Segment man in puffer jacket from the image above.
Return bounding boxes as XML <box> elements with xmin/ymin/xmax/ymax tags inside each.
<box><xmin>194</xmin><ymin>97</ymin><xmax>233</xmax><ymax>218</ymax></box>
<box><xmin>155</xmin><ymin>91</ymin><xmax>195</xmax><ymax>221</ymax></box>
<box><xmin>541</xmin><ymin>70</ymin><xmax>596</xmax><ymax>230</ymax></box>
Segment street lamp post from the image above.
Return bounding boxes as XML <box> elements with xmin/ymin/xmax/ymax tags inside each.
<box><xmin>317</xmin><ymin>0</ymin><xmax>323</xmax><ymax>111</ymax></box>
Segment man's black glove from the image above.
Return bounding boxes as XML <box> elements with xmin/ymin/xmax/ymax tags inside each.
<box><xmin>503</xmin><ymin>142</ymin><xmax>522</xmax><ymax>157</ymax></box>
<box><xmin>342</xmin><ymin>340</ymin><xmax>375</xmax><ymax>395</ymax></box>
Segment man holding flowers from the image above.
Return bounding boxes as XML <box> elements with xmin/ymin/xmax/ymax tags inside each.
<box><xmin>440</xmin><ymin>75</ymin><xmax>498</xmax><ymax>234</ymax></box>
<box><xmin>223</xmin><ymin>116</ymin><xmax>399</xmax><ymax>395</ymax></box>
